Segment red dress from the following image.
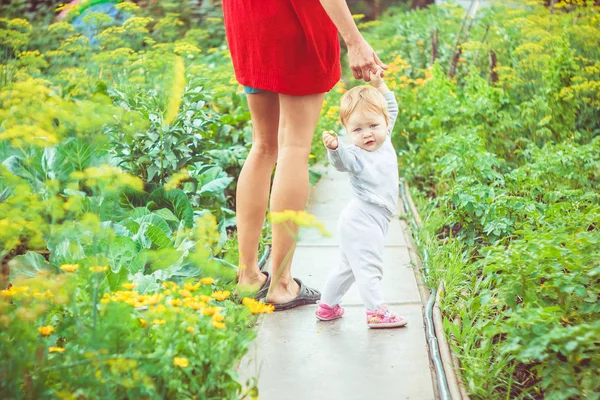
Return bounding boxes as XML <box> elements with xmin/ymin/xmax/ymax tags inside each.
<box><xmin>222</xmin><ymin>0</ymin><xmax>341</xmax><ymax>96</ymax></box>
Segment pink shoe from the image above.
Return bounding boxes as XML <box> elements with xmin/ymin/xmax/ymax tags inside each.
<box><xmin>315</xmin><ymin>303</ymin><xmax>344</xmax><ymax>321</ymax></box>
<box><xmin>366</xmin><ymin>306</ymin><xmax>408</xmax><ymax>329</ymax></box>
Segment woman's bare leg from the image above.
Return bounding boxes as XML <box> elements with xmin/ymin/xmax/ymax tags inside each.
<box><xmin>236</xmin><ymin>91</ymin><xmax>280</xmax><ymax>290</ymax></box>
<box><xmin>266</xmin><ymin>93</ymin><xmax>326</xmax><ymax>304</ymax></box>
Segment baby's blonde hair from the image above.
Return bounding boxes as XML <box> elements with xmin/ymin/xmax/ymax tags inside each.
<box><xmin>339</xmin><ymin>86</ymin><xmax>389</xmax><ymax>127</ymax></box>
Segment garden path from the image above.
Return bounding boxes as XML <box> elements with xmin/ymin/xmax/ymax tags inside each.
<box><xmin>238</xmin><ymin>165</ymin><xmax>437</xmax><ymax>399</ymax></box>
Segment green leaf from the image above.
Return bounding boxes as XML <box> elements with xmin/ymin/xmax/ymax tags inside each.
<box><xmin>131</xmin><ymin>207</ymin><xmax>151</xmax><ymax>219</ymax></box>
<box><xmin>135</xmin><ymin>214</ymin><xmax>172</xmax><ymax>236</ymax></box>
<box><xmin>119</xmin><ymin>187</ymin><xmax>149</xmax><ymax>210</ymax></box>
<box><xmin>145</xmin><ymin>224</ymin><xmax>172</xmax><ymax>249</ymax></box>
<box><xmin>9</xmin><ymin>252</ymin><xmax>58</xmax><ymax>281</ymax></box>
<box><xmin>105</xmin><ymin>236</ymin><xmax>144</xmax><ymax>273</ymax></box>
<box><xmin>154</xmin><ymin>208</ymin><xmax>179</xmax><ymax>222</ymax></box>
<box><xmin>48</xmin><ymin>239</ymin><xmax>85</xmax><ymax>266</ymax></box>
<box><xmin>199</xmin><ymin>177</ymin><xmax>233</xmax><ymax>195</ymax></box>
<box><xmin>148</xmin><ymin>188</ymin><xmax>194</xmax><ymax>228</ymax></box>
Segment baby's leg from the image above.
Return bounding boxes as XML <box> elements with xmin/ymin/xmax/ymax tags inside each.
<box><xmin>340</xmin><ymin>204</ymin><xmax>389</xmax><ymax>311</ymax></box>
<box><xmin>320</xmin><ymin>251</ymin><xmax>355</xmax><ymax>307</ymax></box>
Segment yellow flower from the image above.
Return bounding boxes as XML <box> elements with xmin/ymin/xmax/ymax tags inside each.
<box><xmin>49</xmin><ymin>347</ymin><xmax>65</xmax><ymax>353</ymax></box>
<box><xmin>200</xmin><ymin>277</ymin><xmax>215</xmax><ymax>285</ymax></box>
<box><xmin>169</xmin><ymin>299</ymin><xmax>182</xmax><ymax>307</ymax></box>
<box><xmin>184</xmin><ymin>282</ymin><xmax>201</xmax><ymax>291</ymax></box>
<box><xmin>60</xmin><ymin>264</ymin><xmax>79</xmax><ymax>272</ymax></box>
<box><xmin>39</xmin><ymin>325</ymin><xmax>55</xmax><ymax>336</ymax></box>
<box><xmin>151</xmin><ymin>319</ymin><xmax>166</xmax><ymax>325</ymax></box>
<box><xmin>165</xmin><ymin>168</ymin><xmax>190</xmax><ymax>191</ymax></box>
<box><xmin>459</xmin><ymin>57</ymin><xmax>467</xmax><ymax>63</ymax></box>
<box><xmin>212</xmin><ymin>313</ymin><xmax>225</xmax><ymax>322</ymax></box>
<box><xmin>188</xmin><ymin>301</ymin><xmax>206</xmax><ymax>311</ymax></box>
<box><xmin>89</xmin><ymin>266</ymin><xmax>108</xmax><ymax>273</ymax></box>
<box><xmin>211</xmin><ymin>320</ymin><xmax>226</xmax><ymax>329</ymax></box>
<box><xmin>211</xmin><ymin>290</ymin><xmax>230</xmax><ymax>301</ymax></box>
<box><xmin>202</xmin><ymin>306</ymin><xmax>221</xmax><ymax>316</ymax></box>
<box><xmin>140</xmin><ymin>318</ymin><xmax>147</xmax><ymax>327</ymax></box>
<box><xmin>179</xmin><ymin>289</ymin><xmax>192</xmax><ymax>298</ymax></box>
<box><xmin>268</xmin><ymin>210</ymin><xmax>331</xmax><ymax>237</ymax></box>
<box><xmin>242</xmin><ymin>298</ymin><xmax>275</xmax><ymax>314</ymax></box>
<box><xmin>173</xmin><ymin>357</ymin><xmax>189</xmax><ymax>367</ymax></box>
<box><xmin>163</xmin><ymin>57</ymin><xmax>186</xmax><ymax>127</ymax></box>
<box><xmin>199</xmin><ymin>295</ymin><xmax>212</xmax><ymax>303</ymax></box>
<box><xmin>417</xmin><ymin>40</ymin><xmax>424</xmax><ymax>46</ymax></box>
<box><xmin>415</xmin><ymin>78</ymin><xmax>425</xmax><ymax>86</ymax></box>
<box><xmin>122</xmin><ymin>283</ymin><xmax>138</xmax><ymax>290</ymax></box>
<box><xmin>187</xmin><ymin>327</ymin><xmax>195</xmax><ymax>333</ymax></box>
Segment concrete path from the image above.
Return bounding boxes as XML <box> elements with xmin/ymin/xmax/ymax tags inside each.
<box><xmin>239</xmin><ymin>165</ymin><xmax>436</xmax><ymax>400</ymax></box>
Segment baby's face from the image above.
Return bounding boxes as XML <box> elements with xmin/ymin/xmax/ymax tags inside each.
<box><xmin>344</xmin><ymin>108</ymin><xmax>388</xmax><ymax>151</ymax></box>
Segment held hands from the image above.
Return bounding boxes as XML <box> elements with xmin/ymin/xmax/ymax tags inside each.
<box><xmin>347</xmin><ymin>38</ymin><xmax>388</xmax><ymax>82</ymax></box>
<box><xmin>322</xmin><ymin>130</ymin><xmax>338</xmax><ymax>150</ymax></box>
<box><xmin>369</xmin><ymin>69</ymin><xmax>385</xmax><ymax>88</ymax></box>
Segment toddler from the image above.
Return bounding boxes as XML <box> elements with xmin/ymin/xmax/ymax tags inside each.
<box><xmin>317</xmin><ymin>71</ymin><xmax>407</xmax><ymax>329</ymax></box>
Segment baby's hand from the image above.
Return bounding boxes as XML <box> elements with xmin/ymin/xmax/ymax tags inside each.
<box><xmin>369</xmin><ymin>69</ymin><xmax>385</xmax><ymax>89</ymax></box>
<box><xmin>322</xmin><ymin>130</ymin><xmax>338</xmax><ymax>150</ymax></box>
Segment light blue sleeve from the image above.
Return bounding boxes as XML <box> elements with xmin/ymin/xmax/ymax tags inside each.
<box><xmin>327</xmin><ymin>141</ymin><xmax>365</xmax><ymax>175</ymax></box>
<box><xmin>384</xmin><ymin>92</ymin><xmax>399</xmax><ymax>136</ymax></box>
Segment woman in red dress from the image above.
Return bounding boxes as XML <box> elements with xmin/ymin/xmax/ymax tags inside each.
<box><xmin>223</xmin><ymin>0</ymin><xmax>387</xmax><ymax>310</ymax></box>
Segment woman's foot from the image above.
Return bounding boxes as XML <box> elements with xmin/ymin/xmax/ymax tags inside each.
<box><xmin>265</xmin><ymin>277</ymin><xmax>321</xmax><ymax>311</ymax></box>
<box><xmin>315</xmin><ymin>302</ymin><xmax>344</xmax><ymax>321</ymax></box>
<box><xmin>366</xmin><ymin>305</ymin><xmax>407</xmax><ymax>329</ymax></box>
<box><xmin>264</xmin><ymin>276</ymin><xmax>300</xmax><ymax>304</ymax></box>
<box><xmin>236</xmin><ymin>270</ymin><xmax>268</xmax><ymax>298</ymax></box>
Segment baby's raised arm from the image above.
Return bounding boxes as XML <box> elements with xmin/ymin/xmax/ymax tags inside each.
<box><xmin>370</xmin><ymin>71</ymin><xmax>399</xmax><ymax>135</ymax></box>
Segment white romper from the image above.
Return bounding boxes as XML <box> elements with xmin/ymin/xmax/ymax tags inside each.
<box><xmin>320</xmin><ymin>92</ymin><xmax>399</xmax><ymax>310</ymax></box>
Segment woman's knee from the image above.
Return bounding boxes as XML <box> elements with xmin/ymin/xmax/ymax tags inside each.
<box><xmin>276</xmin><ymin>143</ymin><xmax>311</xmax><ymax>163</ymax></box>
<box><xmin>250</xmin><ymin>141</ymin><xmax>278</xmax><ymax>163</ymax></box>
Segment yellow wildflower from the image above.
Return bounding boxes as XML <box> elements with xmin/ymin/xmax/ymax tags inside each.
<box><xmin>188</xmin><ymin>301</ymin><xmax>206</xmax><ymax>311</ymax></box>
<box><xmin>49</xmin><ymin>347</ymin><xmax>65</xmax><ymax>353</ymax></box>
<box><xmin>139</xmin><ymin>318</ymin><xmax>148</xmax><ymax>327</ymax></box>
<box><xmin>417</xmin><ymin>40</ymin><xmax>424</xmax><ymax>46</ymax></box>
<box><xmin>89</xmin><ymin>266</ymin><xmax>108</xmax><ymax>273</ymax></box>
<box><xmin>242</xmin><ymin>298</ymin><xmax>275</xmax><ymax>314</ymax></box>
<box><xmin>169</xmin><ymin>299</ymin><xmax>182</xmax><ymax>307</ymax></box>
<box><xmin>151</xmin><ymin>319</ymin><xmax>166</xmax><ymax>325</ymax></box>
<box><xmin>199</xmin><ymin>295</ymin><xmax>212</xmax><ymax>303</ymax></box>
<box><xmin>200</xmin><ymin>277</ymin><xmax>215</xmax><ymax>285</ymax></box>
<box><xmin>202</xmin><ymin>306</ymin><xmax>221</xmax><ymax>316</ymax></box>
<box><xmin>39</xmin><ymin>326</ymin><xmax>55</xmax><ymax>336</ymax></box>
<box><xmin>212</xmin><ymin>313</ymin><xmax>225</xmax><ymax>322</ymax></box>
<box><xmin>60</xmin><ymin>264</ymin><xmax>79</xmax><ymax>272</ymax></box>
<box><xmin>163</xmin><ymin>57</ymin><xmax>186</xmax><ymax>127</ymax></box>
<box><xmin>184</xmin><ymin>282</ymin><xmax>201</xmax><ymax>291</ymax></box>
<box><xmin>211</xmin><ymin>290</ymin><xmax>230</xmax><ymax>301</ymax></box>
<box><xmin>269</xmin><ymin>210</ymin><xmax>331</xmax><ymax>237</ymax></box>
<box><xmin>211</xmin><ymin>320</ymin><xmax>226</xmax><ymax>329</ymax></box>
<box><xmin>173</xmin><ymin>357</ymin><xmax>189</xmax><ymax>367</ymax></box>
<box><xmin>122</xmin><ymin>283</ymin><xmax>138</xmax><ymax>290</ymax></box>
<box><xmin>187</xmin><ymin>326</ymin><xmax>195</xmax><ymax>333</ymax></box>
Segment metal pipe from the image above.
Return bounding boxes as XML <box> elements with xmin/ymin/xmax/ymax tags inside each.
<box><xmin>258</xmin><ymin>244</ymin><xmax>271</xmax><ymax>271</ymax></box>
<box><xmin>399</xmin><ymin>180</ymin><xmax>452</xmax><ymax>400</ymax></box>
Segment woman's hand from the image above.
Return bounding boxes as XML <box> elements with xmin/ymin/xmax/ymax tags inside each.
<box><xmin>322</xmin><ymin>130</ymin><xmax>339</xmax><ymax>150</ymax></box>
<box><xmin>347</xmin><ymin>39</ymin><xmax>388</xmax><ymax>82</ymax></box>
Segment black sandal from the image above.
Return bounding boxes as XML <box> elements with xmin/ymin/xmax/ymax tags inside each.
<box><xmin>264</xmin><ymin>278</ymin><xmax>321</xmax><ymax>311</ymax></box>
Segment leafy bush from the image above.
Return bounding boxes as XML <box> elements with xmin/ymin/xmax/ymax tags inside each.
<box><xmin>362</xmin><ymin>1</ymin><xmax>600</xmax><ymax>398</ymax></box>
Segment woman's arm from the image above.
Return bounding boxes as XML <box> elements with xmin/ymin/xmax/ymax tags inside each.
<box><xmin>319</xmin><ymin>0</ymin><xmax>387</xmax><ymax>82</ymax></box>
